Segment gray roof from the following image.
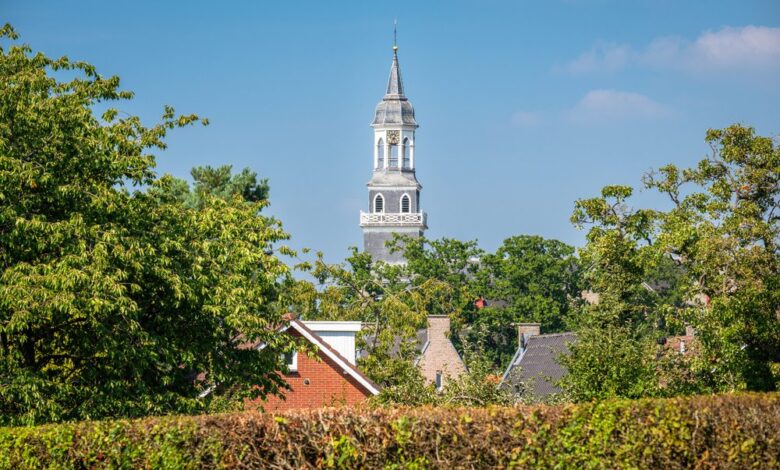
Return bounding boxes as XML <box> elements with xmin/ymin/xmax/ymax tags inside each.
<box><xmin>367</xmin><ymin>171</ymin><xmax>420</xmax><ymax>188</ymax></box>
<box><xmin>502</xmin><ymin>333</ymin><xmax>576</xmax><ymax>399</ymax></box>
<box><xmin>372</xmin><ymin>49</ymin><xmax>418</xmax><ymax>128</ymax></box>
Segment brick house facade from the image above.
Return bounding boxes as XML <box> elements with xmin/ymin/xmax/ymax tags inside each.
<box><xmin>250</xmin><ymin>319</ymin><xmax>380</xmax><ymax>412</ymax></box>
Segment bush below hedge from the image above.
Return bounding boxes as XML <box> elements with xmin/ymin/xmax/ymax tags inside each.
<box><xmin>1</xmin><ymin>392</ymin><xmax>778</xmax><ymax>469</ymax></box>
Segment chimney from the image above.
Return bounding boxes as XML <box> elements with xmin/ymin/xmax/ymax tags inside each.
<box><xmin>685</xmin><ymin>325</ymin><xmax>696</xmax><ymax>337</ymax></box>
<box><xmin>427</xmin><ymin>315</ymin><xmax>451</xmax><ymax>340</ymax></box>
<box><xmin>516</xmin><ymin>323</ymin><xmax>541</xmax><ymax>349</ymax></box>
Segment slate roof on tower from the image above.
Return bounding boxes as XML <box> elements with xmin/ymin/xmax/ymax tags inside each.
<box><xmin>372</xmin><ymin>48</ymin><xmax>418</xmax><ymax>127</ymax></box>
<box><xmin>367</xmin><ymin>171</ymin><xmax>420</xmax><ymax>187</ymax></box>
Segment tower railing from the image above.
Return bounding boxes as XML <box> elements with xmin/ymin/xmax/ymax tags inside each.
<box><xmin>360</xmin><ymin>211</ymin><xmax>427</xmax><ymax>227</ymax></box>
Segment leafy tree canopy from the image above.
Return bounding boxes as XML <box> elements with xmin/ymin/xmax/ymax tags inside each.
<box><xmin>287</xmin><ymin>232</ymin><xmax>581</xmax><ymax>391</ymax></box>
<box><xmin>562</xmin><ymin>124</ymin><xmax>780</xmax><ymax>401</ymax></box>
<box><xmin>0</xmin><ymin>25</ymin><xmax>294</xmax><ymax>425</ymax></box>
<box><xmin>167</xmin><ymin>165</ymin><xmax>270</xmax><ymax>209</ymax></box>
<box><xmin>389</xmin><ymin>235</ymin><xmax>581</xmax><ymax>370</ymax></box>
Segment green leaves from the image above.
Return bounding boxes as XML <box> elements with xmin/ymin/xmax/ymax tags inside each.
<box><xmin>564</xmin><ymin>124</ymin><xmax>780</xmax><ymax>401</ymax></box>
<box><xmin>0</xmin><ymin>27</ymin><xmax>293</xmax><ymax>424</ymax></box>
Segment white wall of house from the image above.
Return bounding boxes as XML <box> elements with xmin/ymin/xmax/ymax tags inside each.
<box><xmin>302</xmin><ymin>321</ymin><xmax>362</xmax><ymax>365</ymax></box>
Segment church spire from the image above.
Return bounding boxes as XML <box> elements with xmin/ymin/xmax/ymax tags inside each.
<box><xmin>373</xmin><ymin>27</ymin><xmax>416</xmax><ymax>127</ymax></box>
<box><xmin>385</xmin><ymin>50</ymin><xmax>405</xmax><ymax>97</ymax></box>
<box><xmin>361</xmin><ymin>32</ymin><xmax>426</xmax><ymax>265</ymax></box>
<box><xmin>385</xmin><ymin>22</ymin><xmax>404</xmax><ymax>98</ymax></box>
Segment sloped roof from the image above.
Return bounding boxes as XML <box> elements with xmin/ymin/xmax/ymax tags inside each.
<box><xmin>502</xmin><ymin>333</ymin><xmax>576</xmax><ymax>398</ymax></box>
<box><xmin>206</xmin><ymin>316</ymin><xmax>381</xmax><ymax>398</ymax></box>
<box><xmin>372</xmin><ymin>49</ymin><xmax>418</xmax><ymax>128</ymax></box>
<box><xmin>288</xmin><ymin>320</ymin><xmax>381</xmax><ymax>396</ymax></box>
<box><xmin>367</xmin><ymin>171</ymin><xmax>421</xmax><ymax>188</ymax></box>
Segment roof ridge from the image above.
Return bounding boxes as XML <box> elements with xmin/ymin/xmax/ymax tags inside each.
<box><xmin>531</xmin><ymin>332</ymin><xmax>576</xmax><ymax>339</ymax></box>
<box><xmin>290</xmin><ymin>320</ymin><xmax>381</xmax><ymax>395</ymax></box>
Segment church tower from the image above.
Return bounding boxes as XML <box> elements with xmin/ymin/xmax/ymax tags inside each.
<box><xmin>360</xmin><ymin>42</ymin><xmax>426</xmax><ymax>264</ymax></box>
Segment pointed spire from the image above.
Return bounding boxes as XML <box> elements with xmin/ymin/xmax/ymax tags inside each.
<box><xmin>385</xmin><ymin>50</ymin><xmax>405</xmax><ymax>97</ymax></box>
<box><xmin>385</xmin><ymin>21</ymin><xmax>405</xmax><ymax>98</ymax></box>
<box><xmin>372</xmin><ymin>22</ymin><xmax>417</xmax><ymax>128</ymax></box>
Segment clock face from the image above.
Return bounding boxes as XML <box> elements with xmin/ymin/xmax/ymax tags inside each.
<box><xmin>386</xmin><ymin>130</ymin><xmax>400</xmax><ymax>145</ymax></box>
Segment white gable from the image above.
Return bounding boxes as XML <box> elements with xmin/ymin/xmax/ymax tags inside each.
<box><xmin>301</xmin><ymin>321</ymin><xmax>361</xmax><ymax>365</ymax></box>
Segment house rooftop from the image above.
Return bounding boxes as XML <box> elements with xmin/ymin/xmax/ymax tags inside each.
<box><xmin>502</xmin><ymin>332</ymin><xmax>576</xmax><ymax>399</ymax></box>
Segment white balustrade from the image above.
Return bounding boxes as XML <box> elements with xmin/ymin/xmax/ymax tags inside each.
<box><xmin>360</xmin><ymin>211</ymin><xmax>426</xmax><ymax>227</ymax></box>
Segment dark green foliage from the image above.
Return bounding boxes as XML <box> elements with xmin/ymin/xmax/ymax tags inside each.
<box><xmin>388</xmin><ymin>235</ymin><xmax>581</xmax><ymax>371</ymax></box>
<box><xmin>373</xmin><ymin>356</ymin><xmax>513</xmax><ymax>407</ymax></box>
<box><xmin>461</xmin><ymin>235</ymin><xmax>582</xmax><ymax>369</ymax></box>
<box><xmin>297</xmin><ymin>235</ymin><xmax>580</xmax><ymax>385</ymax></box>
<box><xmin>559</xmin><ymin>324</ymin><xmax>660</xmax><ymax>401</ymax></box>
<box><xmin>566</xmin><ymin>124</ymin><xmax>780</xmax><ymax>399</ymax></box>
<box><xmin>478</xmin><ymin>235</ymin><xmax>581</xmax><ymax>332</ymax></box>
<box><xmin>0</xmin><ymin>393</ymin><xmax>777</xmax><ymax>469</ymax></box>
<box><xmin>0</xmin><ymin>25</ymin><xmax>293</xmax><ymax>425</ymax></box>
<box><xmin>169</xmin><ymin>165</ymin><xmax>270</xmax><ymax>209</ymax></box>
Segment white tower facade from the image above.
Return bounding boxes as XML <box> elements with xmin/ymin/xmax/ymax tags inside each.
<box><xmin>359</xmin><ymin>45</ymin><xmax>426</xmax><ymax>264</ymax></box>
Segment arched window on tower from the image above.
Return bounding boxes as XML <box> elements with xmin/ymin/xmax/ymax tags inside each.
<box><xmin>402</xmin><ymin>138</ymin><xmax>410</xmax><ymax>169</ymax></box>
<box><xmin>376</xmin><ymin>138</ymin><xmax>384</xmax><ymax>169</ymax></box>
<box><xmin>400</xmin><ymin>194</ymin><xmax>411</xmax><ymax>213</ymax></box>
<box><xmin>373</xmin><ymin>193</ymin><xmax>384</xmax><ymax>213</ymax></box>
<box><xmin>389</xmin><ymin>144</ymin><xmax>399</xmax><ymax>168</ymax></box>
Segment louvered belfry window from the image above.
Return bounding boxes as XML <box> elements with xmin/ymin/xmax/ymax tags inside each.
<box><xmin>400</xmin><ymin>194</ymin><xmax>410</xmax><ymax>213</ymax></box>
<box><xmin>402</xmin><ymin>138</ymin><xmax>410</xmax><ymax>168</ymax></box>
<box><xmin>377</xmin><ymin>138</ymin><xmax>385</xmax><ymax>169</ymax></box>
<box><xmin>389</xmin><ymin>145</ymin><xmax>399</xmax><ymax>168</ymax></box>
<box><xmin>374</xmin><ymin>194</ymin><xmax>384</xmax><ymax>213</ymax></box>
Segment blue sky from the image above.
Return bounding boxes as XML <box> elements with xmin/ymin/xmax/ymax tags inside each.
<box><xmin>6</xmin><ymin>0</ymin><xmax>780</xmax><ymax>262</ymax></box>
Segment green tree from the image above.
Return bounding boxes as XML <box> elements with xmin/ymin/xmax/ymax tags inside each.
<box><xmin>168</xmin><ymin>165</ymin><xmax>270</xmax><ymax>209</ymax></box>
<box><xmin>396</xmin><ymin>235</ymin><xmax>581</xmax><ymax>370</ymax></box>
<box><xmin>291</xmin><ymin>249</ymin><xmax>454</xmax><ymax>388</ymax></box>
<box><xmin>372</xmin><ymin>355</ymin><xmax>513</xmax><ymax>407</ymax></box>
<box><xmin>399</xmin><ymin>237</ymin><xmax>483</xmax><ymax>290</ymax></box>
<box><xmin>559</xmin><ymin>323</ymin><xmax>660</xmax><ymax>401</ymax></box>
<box><xmin>0</xmin><ymin>25</ymin><xmax>293</xmax><ymax>424</ymax></box>
<box><xmin>562</xmin><ymin>124</ymin><xmax>780</xmax><ymax>400</ymax></box>
<box><xmin>457</xmin><ymin>236</ymin><xmax>582</xmax><ymax>370</ymax></box>
<box><xmin>479</xmin><ymin>236</ymin><xmax>581</xmax><ymax>332</ymax></box>
<box><xmin>645</xmin><ymin>124</ymin><xmax>780</xmax><ymax>391</ymax></box>
<box><xmin>561</xmin><ymin>185</ymin><xmax>688</xmax><ymax>401</ymax></box>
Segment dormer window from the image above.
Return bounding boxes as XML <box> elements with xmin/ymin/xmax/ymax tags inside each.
<box><xmin>400</xmin><ymin>194</ymin><xmax>411</xmax><ymax>213</ymax></box>
<box><xmin>374</xmin><ymin>193</ymin><xmax>384</xmax><ymax>213</ymax></box>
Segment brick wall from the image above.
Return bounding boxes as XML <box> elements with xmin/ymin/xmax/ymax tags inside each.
<box><xmin>252</xmin><ymin>331</ymin><xmax>372</xmax><ymax>412</ymax></box>
<box><xmin>418</xmin><ymin>315</ymin><xmax>467</xmax><ymax>388</ymax></box>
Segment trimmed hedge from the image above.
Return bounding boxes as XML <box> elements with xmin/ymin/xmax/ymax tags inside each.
<box><xmin>1</xmin><ymin>393</ymin><xmax>778</xmax><ymax>469</ymax></box>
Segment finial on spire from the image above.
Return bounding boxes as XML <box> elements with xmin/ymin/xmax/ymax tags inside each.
<box><xmin>393</xmin><ymin>19</ymin><xmax>398</xmax><ymax>52</ymax></box>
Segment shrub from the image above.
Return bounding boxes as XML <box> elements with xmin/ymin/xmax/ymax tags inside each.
<box><xmin>0</xmin><ymin>393</ymin><xmax>777</xmax><ymax>469</ymax></box>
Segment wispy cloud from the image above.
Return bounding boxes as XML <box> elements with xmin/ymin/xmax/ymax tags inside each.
<box><xmin>511</xmin><ymin>90</ymin><xmax>669</xmax><ymax>128</ymax></box>
<box><xmin>510</xmin><ymin>111</ymin><xmax>542</xmax><ymax>127</ymax></box>
<box><xmin>566</xmin><ymin>42</ymin><xmax>632</xmax><ymax>74</ymax></box>
<box><xmin>565</xmin><ymin>25</ymin><xmax>780</xmax><ymax>74</ymax></box>
<box><xmin>568</xmin><ymin>90</ymin><xmax>669</xmax><ymax>122</ymax></box>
